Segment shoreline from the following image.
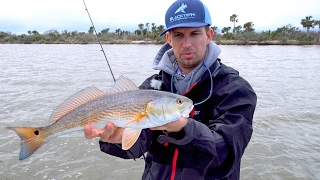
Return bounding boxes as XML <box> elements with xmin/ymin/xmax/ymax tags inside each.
<box><xmin>131</xmin><ymin>40</ymin><xmax>320</xmax><ymax>45</ymax></box>
<box><xmin>1</xmin><ymin>40</ymin><xmax>320</xmax><ymax>45</ymax></box>
<box><xmin>214</xmin><ymin>40</ymin><xmax>320</xmax><ymax>45</ymax></box>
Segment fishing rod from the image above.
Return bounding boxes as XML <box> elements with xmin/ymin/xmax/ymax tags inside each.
<box><xmin>82</xmin><ymin>3</ymin><xmax>154</xmax><ymax>178</ymax></box>
<box><xmin>83</xmin><ymin>0</ymin><xmax>116</xmax><ymax>82</ymax></box>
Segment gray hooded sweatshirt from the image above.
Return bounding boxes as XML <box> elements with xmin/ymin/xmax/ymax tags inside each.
<box><xmin>152</xmin><ymin>41</ymin><xmax>221</xmax><ymax>94</ymax></box>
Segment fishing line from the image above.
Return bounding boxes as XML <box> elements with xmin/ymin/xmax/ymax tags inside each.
<box><xmin>171</xmin><ymin>61</ymin><xmax>213</xmax><ymax>106</ymax></box>
<box><xmin>82</xmin><ymin>0</ymin><xmax>116</xmax><ymax>82</ymax></box>
<box><xmin>82</xmin><ymin>2</ymin><xmax>152</xmax><ymax>179</ymax></box>
<box><xmin>193</xmin><ymin>61</ymin><xmax>213</xmax><ymax>106</ymax></box>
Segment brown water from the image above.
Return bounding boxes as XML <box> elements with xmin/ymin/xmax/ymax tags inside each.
<box><xmin>1</xmin><ymin>44</ymin><xmax>319</xmax><ymax>179</ymax></box>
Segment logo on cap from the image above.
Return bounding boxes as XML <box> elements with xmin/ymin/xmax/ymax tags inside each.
<box><xmin>170</xmin><ymin>3</ymin><xmax>196</xmax><ymax>23</ymax></box>
<box><xmin>174</xmin><ymin>3</ymin><xmax>187</xmax><ymax>14</ymax></box>
<box><xmin>161</xmin><ymin>0</ymin><xmax>211</xmax><ymax>36</ymax></box>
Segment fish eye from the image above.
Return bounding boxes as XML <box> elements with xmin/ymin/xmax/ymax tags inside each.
<box><xmin>34</xmin><ymin>130</ymin><xmax>39</xmax><ymax>135</ymax></box>
<box><xmin>176</xmin><ymin>98</ymin><xmax>183</xmax><ymax>104</ymax></box>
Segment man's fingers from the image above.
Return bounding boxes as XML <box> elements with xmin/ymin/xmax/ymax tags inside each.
<box><xmin>100</xmin><ymin>124</ymin><xmax>114</xmax><ymax>142</ymax></box>
<box><xmin>84</xmin><ymin>122</ymin><xmax>123</xmax><ymax>143</ymax></box>
<box><xmin>107</xmin><ymin>127</ymin><xmax>124</xmax><ymax>143</ymax></box>
<box><xmin>113</xmin><ymin>127</ymin><xmax>124</xmax><ymax>136</ymax></box>
<box><xmin>84</xmin><ymin>124</ymin><xmax>94</xmax><ymax>139</ymax></box>
<box><xmin>150</xmin><ymin>118</ymin><xmax>188</xmax><ymax>132</ymax></box>
<box><xmin>84</xmin><ymin>124</ymin><xmax>109</xmax><ymax>140</ymax></box>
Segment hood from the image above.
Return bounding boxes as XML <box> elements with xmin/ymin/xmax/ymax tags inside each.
<box><xmin>152</xmin><ymin>41</ymin><xmax>221</xmax><ymax>94</ymax></box>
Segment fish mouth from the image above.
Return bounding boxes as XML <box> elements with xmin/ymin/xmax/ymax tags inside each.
<box><xmin>181</xmin><ymin>104</ymin><xmax>194</xmax><ymax>118</ymax></box>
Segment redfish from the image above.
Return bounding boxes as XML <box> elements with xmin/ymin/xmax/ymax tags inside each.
<box><xmin>8</xmin><ymin>76</ymin><xmax>193</xmax><ymax>160</ymax></box>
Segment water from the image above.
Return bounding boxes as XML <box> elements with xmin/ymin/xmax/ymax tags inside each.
<box><xmin>1</xmin><ymin>44</ymin><xmax>319</xmax><ymax>180</ymax></box>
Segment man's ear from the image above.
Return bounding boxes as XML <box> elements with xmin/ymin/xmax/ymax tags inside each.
<box><xmin>207</xmin><ymin>28</ymin><xmax>214</xmax><ymax>42</ymax></box>
<box><xmin>166</xmin><ymin>32</ymin><xmax>172</xmax><ymax>46</ymax></box>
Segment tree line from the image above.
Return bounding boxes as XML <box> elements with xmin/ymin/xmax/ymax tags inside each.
<box><xmin>218</xmin><ymin>15</ymin><xmax>320</xmax><ymax>44</ymax></box>
<box><xmin>0</xmin><ymin>15</ymin><xmax>319</xmax><ymax>44</ymax></box>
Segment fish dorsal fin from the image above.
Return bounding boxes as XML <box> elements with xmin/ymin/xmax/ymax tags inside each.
<box><xmin>49</xmin><ymin>86</ymin><xmax>107</xmax><ymax>123</ymax></box>
<box><xmin>108</xmin><ymin>76</ymin><xmax>139</xmax><ymax>94</ymax></box>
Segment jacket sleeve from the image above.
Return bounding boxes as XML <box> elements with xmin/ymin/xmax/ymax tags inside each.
<box><xmin>99</xmin><ymin>74</ymin><xmax>158</xmax><ymax>159</ymax></box>
<box><xmin>159</xmin><ymin>76</ymin><xmax>257</xmax><ymax>177</ymax></box>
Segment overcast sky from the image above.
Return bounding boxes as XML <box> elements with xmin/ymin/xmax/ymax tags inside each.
<box><xmin>1</xmin><ymin>0</ymin><xmax>319</xmax><ymax>35</ymax></box>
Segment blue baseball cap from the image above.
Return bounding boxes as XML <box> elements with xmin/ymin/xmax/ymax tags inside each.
<box><xmin>160</xmin><ymin>0</ymin><xmax>212</xmax><ymax>36</ymax></box>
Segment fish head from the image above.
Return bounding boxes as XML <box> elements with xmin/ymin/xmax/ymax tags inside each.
<box><xmin>145</xmin><ymin>95</ymin><xmax>193</xmax><ymax>127</ymax></box>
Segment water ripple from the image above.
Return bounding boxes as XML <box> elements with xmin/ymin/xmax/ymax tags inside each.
<box><xmin>1</xmin><ymin>44</ymin><xmax>320</xmax><ymax>179</ymax></box>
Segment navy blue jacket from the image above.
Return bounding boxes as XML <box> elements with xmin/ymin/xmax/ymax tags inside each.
<box><xmin>99</xmin><ymin>59</ymin><xmax>257</xmax><ymax>179</ymax></box>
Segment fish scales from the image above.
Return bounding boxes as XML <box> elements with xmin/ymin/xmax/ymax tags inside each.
<box><xmin>8</xmin><ymin>76</ymin><xmax>194</xmax><ymax>160</ymax></box>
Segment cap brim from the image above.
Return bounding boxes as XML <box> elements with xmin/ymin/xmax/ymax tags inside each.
<box><xmin>159</xmin><ymin>22</ymin><xmax>209</xmax><ymax>36</ymax></box>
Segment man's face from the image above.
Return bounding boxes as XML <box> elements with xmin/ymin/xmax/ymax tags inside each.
<box><xmin>166</xmin><ymin>27</ymin><xmax>214</xmax><ymax>73</ymax></box>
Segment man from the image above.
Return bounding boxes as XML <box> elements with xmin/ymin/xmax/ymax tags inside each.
<box><xmin>84</xmin><ymin>0</ymin><xmax>257</xmax><ymax>179</ymax></box>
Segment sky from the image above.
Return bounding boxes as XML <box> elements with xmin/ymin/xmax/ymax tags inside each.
<box><xmin>1</xmin><ymin>0</ymin><xmax>320</xmax><ymax>35</ymax></box>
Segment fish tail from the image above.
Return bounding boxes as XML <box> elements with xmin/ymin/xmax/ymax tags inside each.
<box><xmin>8</xmin><ymin>127</ymin><xmax>45</xmax><ymax>160</ymax></box>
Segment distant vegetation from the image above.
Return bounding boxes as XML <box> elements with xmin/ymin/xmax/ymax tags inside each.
<box><xmin>1</xmin><ymin>15</ymin><xmax>319</xmax><ymax>45</ymax></box>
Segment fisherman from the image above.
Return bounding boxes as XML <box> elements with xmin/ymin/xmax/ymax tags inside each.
<box><xmin>84</xmin><ymin>0</ymin><xmax>257</xmax><ymax>179</ymax></box>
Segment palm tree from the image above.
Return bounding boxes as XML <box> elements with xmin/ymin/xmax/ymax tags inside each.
<box><xmin>243</xmin><ymin>22</ymin><xmax>255</xmax><ymax>32</ymax></box>
<box><xmin>230</xmin><ymin>14</ymin><xmax>238</xmax><ymax>34</ymax></box>
<box><xmin>138</xmin><ymin>23</ymin><xmax>144</xmax><ymax>37</ymax></box>
<box><xmin>100</xmin><ymin>28</ymin><xmax>110</xmax><ymax>34</ymax></box>
<box><xmin>314</xmin><ymin>20</ymin><xmax>320</xmax><ymax>42</ymax></box>
<box><xmin>150</xmin><ymin>23</ymin><xmax>158</xmax><ymax>38</ymax></box>
<box><xmin>222</xmin><ymin>27</ymin><xmax>231</xmax><ymax>34</ymax></box>
<box><xmin>145</xmin><ymin>23</ymin><xmax>150</xmax><ymax>32</ymax></box>
<box><xmin>145</xmin><ymin>22</ymin><xmax>150</xmax><ymax>41</ymax></box>
<box><xmin>115</xmin><ymin>28</ymin><xmax>122</xmax><ymax>36</ymax></box>
<box><xmin>151</xmin><ymin>23</ymin><xmax>156</xmax><ymax>33</ymax></box>
<box><xmin>32</xmin><ymin>30</ymin><xmax>40</xmax><ymax>41</ymax></box>
<box><xmin>222</xmin><ymin>27</ymin><xmax>232</xmax><ymax>40</ymax></box>
<box><xmin>157</xmin><ymin>25</ymin><xmax>165</xmax><ymax>35</ymax></box>
<box><xmin>301</xmin><ymin>16</ymin><xmax>314</xmax><ymax>35</ymax></box>
<box><xmin>134</xmin><ymin>29</ymin><xmax>141</xmax><ymax>36</ymax></box>
<box><xmin>234</xmin><ymin>25</ymin><xmax>242</xmax><ymax>34</ymax></box>
<box><xmin>88</xmin><ymin>26</ymin><xmax>94</xmax><ymax>34</ymax></box>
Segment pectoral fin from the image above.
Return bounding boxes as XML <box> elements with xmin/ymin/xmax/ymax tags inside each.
<box><xmin>121</xmin><ymin>128</ymin><xmax>141</xmax><ymax>150</ymax></box>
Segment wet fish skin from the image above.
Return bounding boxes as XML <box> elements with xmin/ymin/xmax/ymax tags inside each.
<box><xmin>8</xmin><ymin>76</ymin><xmax>194</xmax><ymax>160</ymax></box>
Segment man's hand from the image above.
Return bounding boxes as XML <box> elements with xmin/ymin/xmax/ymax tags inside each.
<box><xmin>84</xmin><ymin>122</ymin><xmax>124</xmax><ymax>143</ymax></box>
<box><xmin>150</xmin><ymin>118</ymin><xmax>188</xmax><ymax>132</ymax></box>
<box><xmin>84</xmin><ymin>118</ymin><xmax>187</xmax><ymax>142</ymax></box>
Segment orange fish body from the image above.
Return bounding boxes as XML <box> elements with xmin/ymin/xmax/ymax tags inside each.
<box><xmin>8</xmin><ymin>76</ymin><xmax>193</xmax><ymax>160</ymax></box>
